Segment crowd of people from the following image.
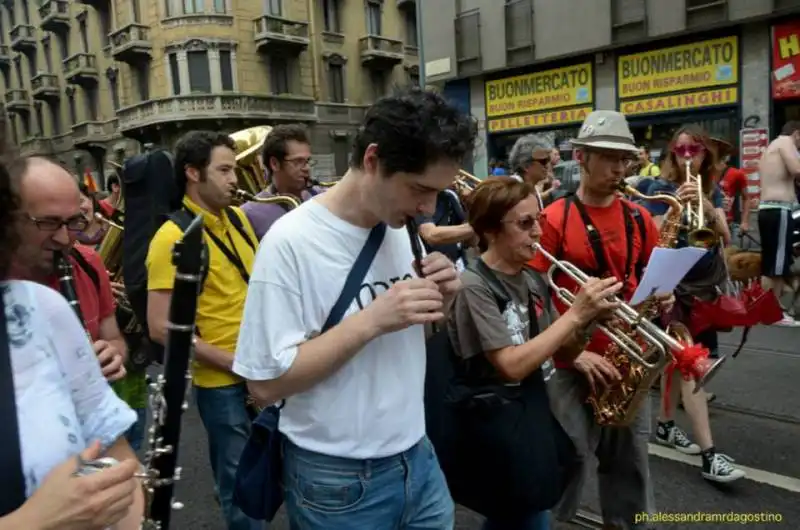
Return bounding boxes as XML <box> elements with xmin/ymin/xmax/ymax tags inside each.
<box><xmin>0</xmin><ymin>86</ymin><xmax>796</xmax><ymax>530</ymax></box>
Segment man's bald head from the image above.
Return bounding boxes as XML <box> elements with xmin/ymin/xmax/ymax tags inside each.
<box><xmin>12</xmin><ymin>156</ymin><xmax>78</xmax><ymax>208</ymax></box>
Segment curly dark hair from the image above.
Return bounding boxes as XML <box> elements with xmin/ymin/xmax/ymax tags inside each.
<box><xmin>350</xmin><ymin>86</ymin><xmax>478</xmax><ymax>176</ymax></box>
<box><xmin>174</xmin><ymin>130</ymin><xmax>236</xmax><ymax>197</ymax></box>
<box><xmin>0</xmin><ymin>158</ymin><xmax>21</xmax><ymax>280</ymax></box>
<box><xmin>260</xmin><ymin>124</ymin><xmax>311</xmax><ymax>171</ymax></box>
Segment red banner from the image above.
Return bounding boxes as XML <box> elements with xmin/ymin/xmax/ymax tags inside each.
<box><xmin>772</xmin><ymin>21</ymin><xmax>800</xmax><ymax>99</ymax></box>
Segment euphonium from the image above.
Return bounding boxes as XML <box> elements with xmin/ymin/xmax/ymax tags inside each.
<box><xmin>233</xmin><ymin>188</ymin><xmax>300</xmax><ymax>210</ymax></box>
<box><xmin>229</xmin><ymin>126</ymin><xmax>272</xmax><ymax>195</ymax></box>
<box><xmin>534</xmin><ymin>243</ymin><xmax>725</xmax><ymax>426</ymax></box>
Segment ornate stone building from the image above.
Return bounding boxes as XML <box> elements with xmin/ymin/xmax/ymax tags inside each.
<box><xmin>2</xmin><ymin>0</ymin><xmax>420</xmax><ymax>184</ymax></box>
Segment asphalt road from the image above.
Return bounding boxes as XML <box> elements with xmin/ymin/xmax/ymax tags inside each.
<box><xmin>154</xmin><ymin>324</ymin><xmax>799</xmax><ymax>530</ymax></box>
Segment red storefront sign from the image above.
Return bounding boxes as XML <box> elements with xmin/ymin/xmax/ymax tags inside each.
<box><xmin>739</xmin><ymin>128</ymin><xmax>769</xmax><ymax>201</ymax></box>
<box><xmin>772</xmin><ymin>21</ymin><xmax>800</xmax><ymax>99</ymax></box>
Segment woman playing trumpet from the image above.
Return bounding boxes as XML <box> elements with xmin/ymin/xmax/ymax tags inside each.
<box><xmin>642</xmin><ymin>125</ymin><xmax>744</xmax><ymax>483</ymax></box>
<box><xmin>448</xmin><ymin>177</ymin><xmax>622</xmax><ymax>530</ymax></box>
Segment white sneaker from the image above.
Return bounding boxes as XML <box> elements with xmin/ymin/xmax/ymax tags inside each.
<box><xmin>702</xmin><ymin>453</ymin><xmax>746</xmax><ymax>483</ymax></box>
<box><xmin>775</xmin><ymin>312</ymin><xmax>800</xmax><ymax>327</ymax></box>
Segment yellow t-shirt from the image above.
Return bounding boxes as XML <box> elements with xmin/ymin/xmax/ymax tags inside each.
<box><xmin>146</xmin><ymin>197</ymin><xmax>258</xmax><ymax>388</ymax></box>
<box><xmin>639</xmin><ymin>162</ymin><xmax>661</xmax><ymax>178</ymax></box>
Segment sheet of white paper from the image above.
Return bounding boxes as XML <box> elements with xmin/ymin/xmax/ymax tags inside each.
<box><xmin>629</xmin><ymin>247</ymin><xmax>709</xmax><ymax>306</ymax></box>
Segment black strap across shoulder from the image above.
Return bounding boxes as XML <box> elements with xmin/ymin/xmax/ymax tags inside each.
<box><xmin>0</xmin><ymin>286</ymin><xmax>27</xmax><ymax>516</ymax></box>
<box><xmin>70</xmin><ymin>248</ymin><xmax>100</xmax><ymax>291</ymax></box>
<box><xmin>558</xmin><ymin>194</ymin><xmax>647</xmax><ymax>283</ymax></box>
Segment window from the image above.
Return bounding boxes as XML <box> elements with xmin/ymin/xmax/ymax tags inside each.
<box><xmin>0</xmin><ymin>14</ymin><xmax>5</xmax><ymax>44</ymax></box>
<box><xmin>187</xmin><ymin>50</ymin><xmax>211</xmax><ymax>92</ymax></box>
<box><xmin>34</xmin><ymin>103</ymin><xmax>44</xmax><ymax>136</ymax></box>
<box><xmin>270</xmin><ymin>57</ymin><xmax>289</xmax><ymax>94</ymax></box>
<box><xmin>366</xmin><ymin>1</ymin><xmax>381</xmax><ymax>35</ymax></box>
<box><xmin>98</xmin><ymin>9</ymin><xmax>111</xmax><ymax>48</ymax></box>
<box><xmin>136</xmin><ymin>64</ymin><xmax>150</xmax><ymax>101</ymax></box>
<box><xmin>370</xmin><ymin>71</ymin><xmax>385</xmax><ymax>100</ymax></box>
<box><xmin>213</xmin><ymin>0</ymin><xmax>226</xmax><ymax>13</ymax></box>
<box><xmin>183</xmin><ymin>0</ymin><xmax>203</xmax><ymax>14</ymax></box>
<box><xmin>21</xmin><ymin>1</ymin><xmax>30</xmax><ymax>24</ymax></box>
<box><xmin>405</xmin><ymin>11</ymin><xmax>418</xmax><ymax>47</ymax></box>
<box><xmin>78</xmin><ymin>18</ymin><xmax>89</xmax><ymax>52</ymax></box>
<box><xmin>107</xmin><ymin>69</ymin><xmax>120</xmax><ymax>110</ymax></box>
<box><xmin>408</xmin><ymin>70</ymin><xmax>419</xmax><ymax>86</ymax></box>
<box><xmin>85</xmin><ymin>88</ymin><xmax>98</xmax><ymax>121</ymax></box>
<box><xmin>133</xmin><ymin>0</ymin><xmax>141</xmax><ymax>22</ymax></box>
<box><xmin>57</xmin><ymin>34</ymin><xmax>69</xmax><ymax>60</ymax></box>
<box><xmin>328</xmin><ymin>63</ymin><xmax>344</xmax><ymax>103</ymax></box>
<box><xmin>322</xmin><ymin>0</ymin><xmax>340</xmax><ymax>32</ymax></box>
<box><xmin>67</xmin><ymin>89</ymin><xmax>77</xmax><ymax>125</ymax></box>
<box><xmin>267</xmin><ymin>0</ymin><xmax>282</xmax><ymax>16</ymax></box>
<box><xmin>43</xmin><ymin>38</ymin><xmax>52</xmax><ymax>71</ymax></box>
<box><xmin>48</xmin><ymin>102</ymin><xmax>61</xmax><ymax>135</ymax></box>
<box><xmin>219</xmin><ymin>50</ymin><xmax>234</xmax><ymax>91</ymax></box>
<box><xmin>13</xmin><ymin>58</ymin><xmax>22</xmax><ymax>87</ymax></box>
<box><xmin>27</xmin><ymin>54</ymin><xmax>36</xmax><ymax>79</ymax></box>
<box><xmin>169</xmin><ymin>53</ymin><xmax>181</xmax><ymax>94</ymax></box>
<box><xmin>164</xmin><ymin>0</ymin><xmax>172</xmax><ymax>17</ymax></box>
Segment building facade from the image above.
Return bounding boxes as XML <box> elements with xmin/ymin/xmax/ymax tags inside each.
<box><xmin>422</xmin><ymin>0</ymin><xmax>800</xmax><ymax>187</ymax></box>
<box><xmin>2</xmin><ymin>0</ymin><xmax>420</xmax><ymax>183</ymax></box>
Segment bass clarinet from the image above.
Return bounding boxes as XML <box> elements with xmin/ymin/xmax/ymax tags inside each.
<box><xmin>77</xmin><ymin>215</ymin><xmax>207</xmax><ymax>530</ymax></box>
<box><xmin>54</xmin><ymin>250</ymin><xmax>90</xmax><ymax>340</ymax></box>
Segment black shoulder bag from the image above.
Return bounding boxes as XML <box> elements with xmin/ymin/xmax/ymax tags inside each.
<box><xmin>427</xmin><ymin>260</ymin><xmax>576</xmax><ymax>520</ymax></box>
<box><xmin>0</xmin><ymin>286</ymin><xmax>27</xmax><ymax>516</ymax></box>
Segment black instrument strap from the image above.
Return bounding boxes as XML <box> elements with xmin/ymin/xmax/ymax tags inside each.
<box><xmin>0</xmin><ymin>286</ymin><xmax>26</xmax><ymax>516</ymax></box>
<box><xmin>182</xmin><ymin>207</ymin><xmax>252</xmax><ymax>285</ymax></box>
<box><xmin>70</xmin><ymin>248</ymin><xmax>100</xmax><ymax>291</ymax></box>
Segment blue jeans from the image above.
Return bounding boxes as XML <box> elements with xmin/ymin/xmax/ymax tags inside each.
<box><xmin>283</xmin><ymin>435</ymin><xmax>454</xmax><ymax>530</ymax></box>
<box><xmin>483</xmin><ymin>511</ymin><xmax>550</xmax><ymax>530</ymax></box>
<box><xmin>195</xmin><ymin>383</ymin><xmax>262</xmax><ymax>530</ymax></box>
<box><xmin>124</xmin><ymin>407</ymin><xmax>147</xmax><ymax>452</ymax></box>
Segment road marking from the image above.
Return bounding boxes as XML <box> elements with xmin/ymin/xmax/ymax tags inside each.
<box><xmin>648</xmin><ymin>443</ymin><xmax>800</xmax><ymax>493</ymax></box>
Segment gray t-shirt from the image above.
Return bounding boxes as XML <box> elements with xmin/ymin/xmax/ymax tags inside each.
<box><xmin>448</xmin><ymin>266</ymin><xmax>558</xmax><ymax>381</ymax></box>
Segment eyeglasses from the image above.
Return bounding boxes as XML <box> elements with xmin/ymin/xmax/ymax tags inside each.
<box><xmin>671</xmin><ymin>143</ymin><xmax>705</xmax><ymax>158</ymax></box>
<box><xmin>504</xmin><ymin>214</ymin><xmax>539</xmax><ymax>231</ymax></box>
<box><xmin>533</xmin><ymin>158</ymin><xmax>552</xmax><ymax>167</ymax></box>
<box><xmin>25</xmin><ymin>213</ymin><xmax>89</xmax><ymax>232</ymax></box>
<box><xmin>284</xmin><ymin>157</ymin><xmax>316</xmax><ymax>168</ymax></box>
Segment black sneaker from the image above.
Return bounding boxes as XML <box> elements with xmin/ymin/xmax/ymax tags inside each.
<box><xmin>655</xmin><ymin>422</ymin><xmax>701</xmax><ymax>455</ymax></box>
<box><xmin>702</xmin><ymin>453</ymin><xmax>746</xmax><ymax>483</ymax></box>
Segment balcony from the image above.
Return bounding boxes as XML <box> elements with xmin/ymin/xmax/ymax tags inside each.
<box><xmin>0</xmin><ymin>45</ymin><xmax>10</xmax><ymax>69</ymax></box>
<box><xmin>359</xmin><ymin>36</ymin><xmax>404</xmax><ymax>70</ymax></box>
<box><xmin>39</xmin><ymin>0</ymin><xmax>70</xmax><ymax>34</ymax></box>
<box><xmin>71</xmin><ymin>120</ymin><xmax>106</xmax><ymax>149</ymax></box>
<box><xmin>5</xmin><ymin>89</ymin><xmax>30</xmax><ymax>113</ymax></box>
<box><xmin>110</xmin><ymin>24</ymin><xmax>152</xmax><ymax>63</ymax></box>
<box><xmin>253</xmin><ymin>15</ymin><xmax>309</xmax><ymax>55</ymax></box>
<box><xmin>20</xmin><ymin>137</ymin><xmax>53</xmax><ymax>156</ymax></box>
<box><xmin>116</xmin><ymin>93</ymin><xmax>317</xmax><ymax>138</ymax></box>
<box><xmin>455</xmin><ymin>9</ymin><xmax>481</xmax><ymax>77</ymax></box>
<box><xmin>63</xmin><ymin>53</ymin><xmax>99</xmax><ymax>86</ymax></box>
<box><xmin>10</xmin><ymin>25</ymin><xmax>36</xmax><ymax>54</ymax></box>
<box><xmin>31</xmin><ymin>73</ymin><xmax>60</xmax><ymax>101</ymax></box>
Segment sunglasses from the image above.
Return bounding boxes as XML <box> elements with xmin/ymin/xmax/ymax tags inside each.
<box><xmin>671</xmin><ymin>143</ymin><xmax>705</xmax><ymax>158</ymax></box>
<box><xmin>504</xmin><ymin>214</ymin><xmax>539</xmax><ymax>232</ymax></box>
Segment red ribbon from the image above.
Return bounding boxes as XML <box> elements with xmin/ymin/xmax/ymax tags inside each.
<box><xmin>663</xmin><ymin>343</ymin><xmax>711</xmax><ymax>413</ymax></box>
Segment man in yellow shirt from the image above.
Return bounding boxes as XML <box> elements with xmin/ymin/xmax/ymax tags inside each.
<box><xmin>145</xmin><ymin>130</ymin><xmax>261</xmax><ymax>530</ymax></box>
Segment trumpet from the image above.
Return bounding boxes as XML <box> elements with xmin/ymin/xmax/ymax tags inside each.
<box><xmin>453</xmin><ymin>170</ymin><xmax>481</xmax><ymax>198</ymax></box>
<box><xmin>534</xmin><ymin>242</ymin><xmax>726</xmax><ymax>424</ymax></box>
<box><xmin>233</xmin><ymin>188</ymin><xmax>301</xmax><ymax>210</ymax></box>
<box><xmin>683</xmin><ymin>160</ymin><xmax>717</xmax><ymax>248</ymax></box>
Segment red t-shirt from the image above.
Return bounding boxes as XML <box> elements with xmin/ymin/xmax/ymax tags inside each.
<box><xmin>529</xmin><ymin>197</ymin><xmax>659</xmax><ymax>368</ymax></box>
<box><xmin>48</xmin><ymin>245</ymin><xmax>115</xmax><ymax>342</ymax></box>
<box><xmin>718</xmin><ymin>167</ymin><xmax>748</xmax><ymax>222</ymax></box>
<box><xmin>98</xmin><ymin>199</ymin><xmax>115</xmax><ymax>218</ymax></box>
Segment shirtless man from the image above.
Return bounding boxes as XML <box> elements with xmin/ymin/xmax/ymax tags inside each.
<box><xmin>757</xmin><ymin>121</ymin><xmax>800</xmax><ymax>321</ymax></box>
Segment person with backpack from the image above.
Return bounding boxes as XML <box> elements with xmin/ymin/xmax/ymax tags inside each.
<box><xmin>6</xmin><ymin>156</ymin><xmax>127</xmax><ymax>386</ymax></box>
<box><xmin>447</xmin><ymin>177</ymin><xmax>621</xmax><ymax>530</ymax></box>
<box><xmin>529</xmin><ymin>111</ymin><xmax>668</xmax><ymax>529</ymax></box>
<box><xmin>145</xmin><ymin>131</ymin><xmax>262</xmax><ymax>530</ymax></box>
<box><xmin>233</xmin><ymin>88</ymin><xmax>475</xmax><ymax>530</ymax></box>
<box><xmin>241</xmin><ymin>124</ymin><xmax>322</xmax><ymax>241</ymax></box>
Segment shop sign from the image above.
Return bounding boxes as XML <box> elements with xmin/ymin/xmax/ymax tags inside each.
<box><xmin>739</xmin><ymin>127</ymin><xmax>769</xmax><ymax>200</ymax></box>
<box><xmin>487</xmin><ymin>106</ymin><xmax>593</xmax><ymax>133</ymax></box>
<box><xmin>620</xmin><ymin>87</ymin><xmax>738</xmax><ymax>116</ymax></box>
<box><xmin>485</xmin><ymin>63</ymin><xmax>593</xmax><ymax>118</ymax></box>
<box><xmin>771</xmin><ymin>21</ymin><xmax>800</xmax><ymax>99</ymax></box>
<box><xmin>617</xmin><ymin>36</ymin><xmax>738</xmax><ymax>99</ymax></box>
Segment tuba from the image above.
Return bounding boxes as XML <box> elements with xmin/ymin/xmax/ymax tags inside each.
<box><xmin>534</xmin><ymin>243</ymin><xmax>726</xmax><ymax>426</ymax></box>
<box><xmin>230</xmin><ymin>126</ymin><xmax>272</xmax><ymax>195</ymax></box>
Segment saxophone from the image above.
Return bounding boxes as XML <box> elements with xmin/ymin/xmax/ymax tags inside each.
<box><xmin>585</xmin><ymin>184</ymin><xmax>690</xmax><ymax>426</ymax></box>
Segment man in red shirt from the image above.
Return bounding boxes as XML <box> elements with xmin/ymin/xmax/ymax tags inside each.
<box><xmin>7</xmin><ymin>156</ymin><xmax>126</xmax><ymax>382</ymax></box>
<box><xmin>530</xmin><ymin>111</ymin><xmax>665</xmax><ymax>529</ymax></box>
<box><xmin>711</xmin><ymin>137</ymin><xmax>751</xmax><ymax>232</ymax></box>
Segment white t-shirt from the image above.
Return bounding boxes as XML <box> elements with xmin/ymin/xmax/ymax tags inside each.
<box><xmin>234</xmin><ymin>200</ymin><xmax>427</xmax><ymax>459</ymax></box>
<box><xmin>2</xmin><ymin>280</ymin><xmax>136</xmax><ymax>497</ymax></box>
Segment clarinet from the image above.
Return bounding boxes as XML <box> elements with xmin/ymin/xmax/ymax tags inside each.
<box><xmin>406</xmin><ymin>217</ymin><xmax>425</xmax><ymax>278</ymax></box>
<box><xmin>77</xmin><ymin>215</ymin><xmax>207</xmax><ymax>530</ymax></box>
<box><xmin>54</xmin><ymin>251</ymin><xmax>89</xmax><ymax>337</ymax></box>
